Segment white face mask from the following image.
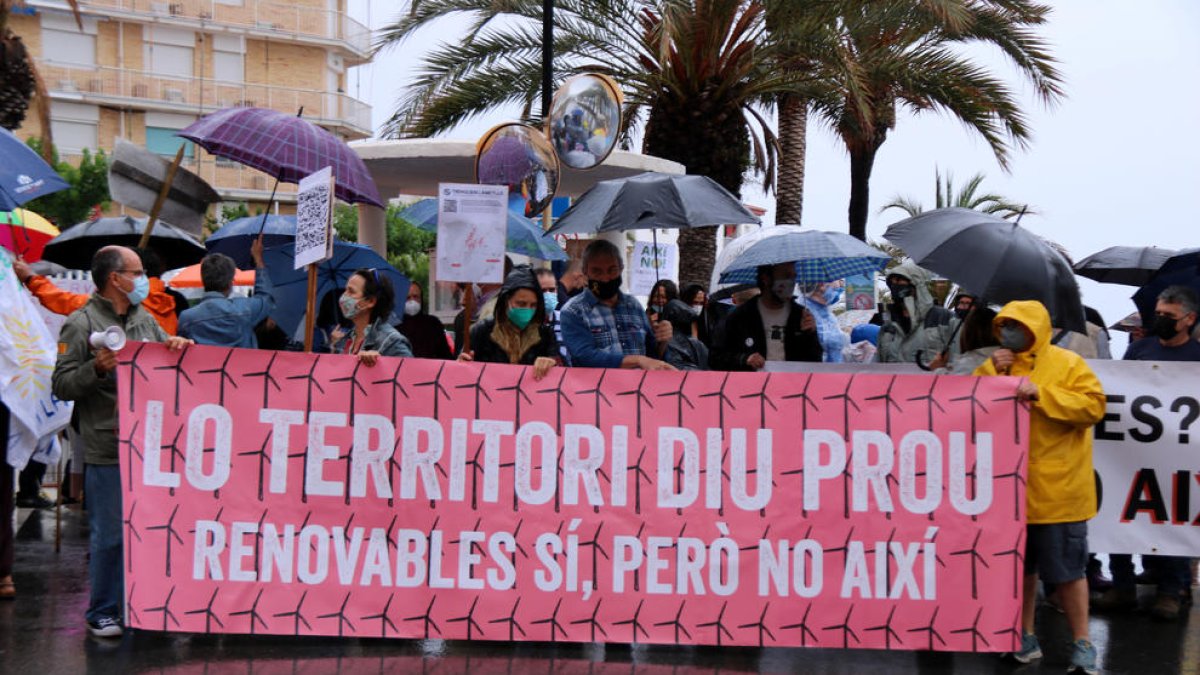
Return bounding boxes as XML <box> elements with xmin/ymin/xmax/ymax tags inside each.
<box><xmin>771</xmin><ymin>279</ymin><xmax>795</xmax><ymax>301</ymax></box>
<box><xmin>404</xmin><ymin>299</ymin><xmax>421</xmax><ymax>316</ymax></box>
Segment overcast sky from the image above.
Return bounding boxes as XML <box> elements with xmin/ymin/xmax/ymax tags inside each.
<box><xmin>348</xmin><ymin>0</ymin><xmax>1200</xmax><ymax>351</ymax></box>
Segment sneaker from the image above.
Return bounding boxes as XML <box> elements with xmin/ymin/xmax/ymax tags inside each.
<box><xmin>1012</xmin><ymin>632</ymin><xmax>1042</xmax><ymax>664</ymax></box>
<box><xmin>15</xmin><ymin>492</ymin><xmax>54</xmax><ymax>509</ymax></box>
<box><xmin>1086</xmin><ymin>569</ymin><xmax>1113</xmax><ymax>592</ymax></box>
<box><xmin>87</xmin><ymin>616</ymin><xmax>123</xmax><ymax>638</ymax></box>
<box><xmin>1069</xmin><ymin>639</ymin><xmax>1098</xmax><ymax>674</ymax></box>
<box><xmin>1092</xmin><ymin>587</ymin><xmax>1137</xmax><ymax>611</ymax></box>
<box><xmin>1151</xmin><ymin>594</ymin><xmax>1182</xmax><ymax>622</ymax></box>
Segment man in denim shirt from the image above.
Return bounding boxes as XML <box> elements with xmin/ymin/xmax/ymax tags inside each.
<box><xmin>178</xmin><ymin>237</ymin><xmax>275</xmax><ymax>348</ymax></box>
<box><xmin>559</xmin><ymin>240</ymin><xmax>674</xmax><ymax>370</ymax></box>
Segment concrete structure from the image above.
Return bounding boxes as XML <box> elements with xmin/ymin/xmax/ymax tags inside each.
<box><xmin>11</xmin><ymin>0</ymin><xmax>371</xmax><ymax>208</ymax></box>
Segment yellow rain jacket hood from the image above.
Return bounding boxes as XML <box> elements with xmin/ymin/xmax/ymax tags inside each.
<box><xmin>974</xmin><ymin>300</ymin><xmax>1106</xmax><ymax>524</ymax></box>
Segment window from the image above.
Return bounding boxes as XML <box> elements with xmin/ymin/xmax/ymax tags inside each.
<box><xmin>50</xmin><ymin>102</ymin><xmax>99</xmax><ymax>154</ymax></box>
<box><xmin>144</xmin><ymin>26</ymin><xmax>194</xmax><ymax>78</ymax></box>
<box><xmin>41</xmin><ymin>12</ymin><xmax>97</xmax><ymax>65</ymax></box>
<box><xmin>211</xmin><ymin>34</ymin><xmax>244</xmax><ymax>82</ymax></box>
<box><xmin>145</xmin><ymin>113</ymin><xmax>196</xmax><ymax>158</ymax></box>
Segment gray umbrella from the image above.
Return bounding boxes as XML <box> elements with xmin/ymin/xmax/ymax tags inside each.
<box><xmin>883</xmin><ymin>207</ymin><xmax>1087</xmax><ymax>334</ymax></box>
<box><xmin>1073</xmin><ymin>245</ymin><xmax>1177</xmax><ymax>286</ymax></box>
<box><xmin>544</xmin><ymin>172</ymin><xmax>759</xmax><ymax>235</ymax></box>
<box><xmin>43</xmin><ymin>215</ymin><xmax>206</xmax><ymax>270</ymax></box>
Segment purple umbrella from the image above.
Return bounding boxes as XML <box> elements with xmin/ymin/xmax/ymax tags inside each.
<box><xmin>477</xmin><ymin>135</ymin><xmax>535</xmax><ymax>187</ymax></box>
<box><xmin>178</xmin><ymin>107</ymin><xmax>383</xmax><ymax>207</ymax></box>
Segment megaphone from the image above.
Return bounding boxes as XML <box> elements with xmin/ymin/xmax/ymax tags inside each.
<box><xmin>88</xmin><ymin>326</ymin><xmax>127</xmax><ymax>351</ymax></box>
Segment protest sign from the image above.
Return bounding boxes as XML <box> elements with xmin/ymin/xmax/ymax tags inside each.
<box><xmin>119</xmin><ymin>344</ymin><xmax>1027</xmax><ymax>649</ymax></box>
<box><xmin>844</xmin><ymin>274</ymin><xmax>876</xmax><ymax>311</ymax></box>
<box><xmin>295</xmin><ymin>167</ymin><xmax>334</xmax><ymax>270</ymax></box>
<box><xmin>630</xmin><ymin>241</ymin><xmax>677</xmax><ymax>296</ymax></box>
<box><xmin>435</xmin><ymin>183</ymin><xmax>507</xmax><ymax>284</ymax></box>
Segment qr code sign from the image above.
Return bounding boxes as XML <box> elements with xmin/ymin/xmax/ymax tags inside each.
<box><xmin>295</xmin><ymin>168</ymin><xmax>333</xmax><ymax>267</ymax></box>
<box><xmin>443</xmin><ymin>198</ymin><xmax>458</xmax><ymax>213</ymax></box>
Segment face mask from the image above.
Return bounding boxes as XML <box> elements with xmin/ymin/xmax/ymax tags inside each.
<box><xmin>543</xmin><ymin>292</ymin><xmax>558</xmax><ymax>313</ymax></box>
<box><xmin>824</xmin><ymin>286</ymin><xmax>844</xmax><ymax>305</ymax></box>
<box><xmin>771</xmin><ymin>279</ymin><xmax>794</xmax><ymax>302</ymax></box>
<box><xmin>507</xmin><ymin>307</ymin><xmax>536</xmax><ymax>329</ymax></box>
<box><xmin>339</xmin><ymin>293</ymin><xmax>362</xmax><ymax>320</ymax></box>
<box><xmin>125</xmin><ymin>274</ymin><xmax>150</xmax><ymax>306</ymax></box>
<box><xmin>954</xmin><ymin>307</ymin><xmax>971</xmax><ymax>320</ymax></box>
<box><xmin>648</xmin><ymin>304</ymin><xmax>663</xmax><ymax>317</ymax></box>
<box><xmin>404</xmin><ymin>299</ymin><xmax>421</xmax><ymax>317</ymax></box>
<box><xmin>689</xmin><ymin>305</ymin><xmax>703</xmax><ymax>316</ymax></box>
<box><xmin>1151</xmin><ymin>314</ymin><xmax>1183</xmax><ymax>341</ymax></box>
<box><xmin>889</xmin><ymin>284</ymin><xmax>914</xmax><ymax>303</ymax></box>
<box><xmin>588</xmin><ymin>276</ymin><xmax>622</xmax><ymax>300</ymax></box>
<box><xmin>998</xmin><ymin>324</ymin><xmax>1031</xmax><ymax>352</ymax></box>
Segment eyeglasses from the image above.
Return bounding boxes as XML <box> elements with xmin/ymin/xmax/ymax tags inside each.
<box><xmin>118</xmin><ymin>269</ymin><xmax>146</xmax><ymax>278</ymax></box>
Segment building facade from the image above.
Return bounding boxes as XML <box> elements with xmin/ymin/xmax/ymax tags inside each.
<box><xmin>11</xmin><ymin>0</ymin><xmax>371</xmax><ymax>209</ymax></box>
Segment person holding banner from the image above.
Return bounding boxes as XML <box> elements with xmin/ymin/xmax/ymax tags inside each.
<box><xmin>878</xmin><ymin>263</ymin><xmax>959</xmax><ymax>365</ymax></box>
<box><xmin>1097</xmin><ymin>285</ymin><xmax>1200</xmax><ymax>621</ymax></box>
<box><xmin>559</xmin><ymin>240</ymin><xmax>674</xmax><ymax>371</ymax></box>
<box><xmin>457</xmin><ymin>266</ymin><xmax>559</xmax><ymax>378</ymax></box>
<box><xmin>709</xmin><ymin>262</ymin><xmax>821</xmax><ymax>371</ymax></box>
<box><xmin>51</xmin><ymin>245</ymin><xmax>193</xmax><ymax>639</ymax></box>
<box><xmin>331</xmin><ymin>269</ymin><xmax>413</xmax><ymax>364</ymax></box>
<box><xmin>396</xmin><ymin>281</ymin><xmax>453</xmax><ymax>360</ymax></box>
<box><xmin>973</xmin><ymin>300</ymin><xmax>1106</xmax><ymax>674</ymax></box>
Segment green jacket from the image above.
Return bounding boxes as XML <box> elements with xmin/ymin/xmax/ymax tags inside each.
<box><xmin>52</xmin><ymin>294</ymin><xmax>167</xmax><ymax>465</ymax></box>
<box><xmin>877</xmin><ymin>262</ymin><xmax>960</xmax><ymax>364</ymax></box>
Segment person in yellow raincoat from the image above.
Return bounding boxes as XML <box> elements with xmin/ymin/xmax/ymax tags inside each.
<box><xmin>974</xmin><ymin>300</ymin><xmax>1105</xmax><ymax>674</ymax></box>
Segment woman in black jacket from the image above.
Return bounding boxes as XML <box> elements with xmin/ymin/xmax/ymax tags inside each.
<box><xmin>457</xmin><ymin>266</ymin><xmax>559</xmax><ymax>379</ymax></box>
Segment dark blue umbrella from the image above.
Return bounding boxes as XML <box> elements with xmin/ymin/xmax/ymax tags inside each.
<box><xmin>205</xmin><ymin>215</ymin><xmax>297</xmax><ymax>269</ymax></box>
<box><xmin>399</xmin><ymin>198</ymin><xmax>567</xmax><ymax>261</ymax></box>
<box><xmin>0</xmin><ymin>127</ymin><xmax>70</xmax><ymax>210</ymax></box>
<box><xmin>263</xmin><ymin>241</ymin><xmax>410</xmax><ymax>340</ymax></box>
<box><xmin>718</xmin><ymin>230</ymin><xmax>889</xmax><ymax>285</ymax></box>
<box><xmin>1133</xmin><ymin>248</ymin><xmax>1200</xmax><ymax>328</ymax></box>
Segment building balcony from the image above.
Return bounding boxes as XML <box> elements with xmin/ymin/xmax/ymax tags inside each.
<box><xmin>40</xmin><ymin>60</ymin><xmax>372</xmax><ymax>138</ymax></box>
<box><xmin>30</xmin><ymin>0</ymin><xmax>371</xmax><ymax>62</ymax></box>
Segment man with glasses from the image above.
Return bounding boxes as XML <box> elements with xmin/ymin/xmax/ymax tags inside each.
<box><xmin>178</xmin><ymin>237</ymin><xmax>274</xmax><ymax>348</ymax></box>
<box><xmin>1096</xmin><ymin>285</ymin><xmax>1200</xmax><ymax>621</ymax></box>
<box><xmin>52</xmin><ymin>245</ymin><xmax>192</xmax><ymax>638</ymax></box>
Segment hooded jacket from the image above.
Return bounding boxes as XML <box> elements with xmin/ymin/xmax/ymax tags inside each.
<box><xmin>468</xmin><ymin>266</ymin><xmax>558</xmax><ymax>365</ymax></box>
<box><xmin>877</xmin><ymin>262</ymin><xmax>959</xmax><ymax>364</ymax></box>
<box><xmin>973</xmin><ymin>300</ymin><xmax>1106</xmax><ymax>524</ymax></box>
<box><xmin>661</xmin><ymin>299</ymin><xmax>708</xmax><ymax>370</ymax></box>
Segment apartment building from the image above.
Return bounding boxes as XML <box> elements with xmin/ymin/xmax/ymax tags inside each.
<box><xmin>10</xmin><ymin>0</ymin><xmax>372</xmax><ymax>209</ymax></box>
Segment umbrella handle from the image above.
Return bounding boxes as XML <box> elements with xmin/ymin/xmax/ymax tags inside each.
<box><xmin>258</xmin><ymin>177</ymin><xmax>281</xmax><ymax>236</ymax></box>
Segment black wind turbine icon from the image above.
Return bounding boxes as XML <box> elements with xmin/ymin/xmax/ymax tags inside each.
<box><xmin>230</xmin><ymin>588</ymin><xmax>269</xmax><ymax>634</ymax></box>
<box><xmin>613</xmin><ymin>599</ymin><xmax>650</xmax><ymax>643</ymax></box>
<box><xmin>147</xmin><ymin>504</ymin><xmax>184</xmax><ymax>577</ymax></box>
<box><xmin>780</xmin><ymin>603</ymin><xmax>818</xmax><ymax>646</ymax></box>
<box><xmin>404</xmin><ymin>597</ymin><xmax>440</xmax><ymax>639</ymax></box>
<box><xmin>907</xmin><ymin>606</ymin><xmax>946</xmax><ymax>650</ymax></box>
<box><xmin>697</xmin><ymin>601</ymin><xmax>735</xmax><ymax>646</ymax></box>
<box><xmin>992</xmin><ymin>529</ymin><xmax>1026</xmax><ymax>599</ymax></box>
<box><xmin>653</xmin><ymin>600</ymin><xmax>692</xmax><ymax>644</ymax></box>
<box><xmin>617</xmin><ymin>371</ymin><xmax>655</xmax><ymax>437</ymax></box>
<box><xmin>531</xmin><ymin>598</ymin><xmax>568</xmax><ymax>642</ymax></box>
<box><xmin>950</xmin><ymin>378</ymin><xmax>989</xmax><ymax>438</ymax></box>
<box><xmin>657</xmin><ymin>371</ymin><xmax>694</xmax><ymax>426</ymax></box>
<box><xmin>317</xmin><ymin>592</ymin><xmax>356</xmax><ymax>637</ymax></box>
<box><xmin>823</xmin><ymin>375</ymin><xmax>861</xmax><ymax>436</ymax></box>
<box><xmin>994</xmin><ymin>451</ymin><xmax>1027</xmax><ymax>520</ymax></box>
<box><xmin>285</xmin><ymin>356</ymin><xmax>326</xmax><ymax>416</ymax></box>
<box><xmin>489</xmin><ymin>597</ymin><xmax>526</xmax><ymax>641</ymax></box>
<box><xmin>455</xmin><ymin>364</ymin><xmax>494</xmax><ymax>418</ymax></box>
<box><xmin>781</xmin><ymin>373</ymin><xmax>821</xmax><ymax>428</ymax></box>
<box><xmin>992</xmin><ymin>388</ymin><xmax>1028</xmax><ymax>444</ymax></box>
<box><xmin>496</xmin><ymin>369</ymin><xmax>532</xmax><ymax>427</ymax></box>
<box><xmin>535</xmin><ymin>369</ymin><xmax>572</xmax><ymax>432</ymax></box>
<box><xmin>739</xmin><ymin>373</ymin><xmax>778</xmax><ymax>428</ymax></box>
<box><xmin>699</xmin><ymin>372</ymin><xmax>735</xmax><ymax>428</ymax></box>
<box><xmin>625</xmin><ymin>447</ymin><xmax>653</xmax><ymax>515</ymax></box>
<box><xmin>243</xmin><ymin>352</ymin><xmax>282</xmax><ymax>408</ymax></box>
<box><xmin>196</xmin><ymin>348</ymin><xmax>238</xmax><ymax>406</ymax></box>
<box><xmin>116</xmin><ymin>343</ymin><xmax>148</xmax><ymax>412</ymax></box>
<box><xmin>950</xmin><ymin>529</ymin><xmax>989</xmax><ymax>600</ymax></box>
<box><xmin>330</xmin><ymin>360</ymin><xmax>368</xmax><ymax>418</ymax></box>
<box><xmin>413</xmin><ymin>362</ymin><xmax>450</xmax><ymax>418</ymax></box>
<box><xmin>570</xmin><ymin>598</ymin><xmax>608</xmax><ymax>642</ymax></box>
<box><xmin>823</xmin><ymin>605</ymin><xmax>860</xmax><ymax>648</ymax></box>
<box><xmin>123</xmin><ymin>500</ymin><xmax>142</xmax><ymax>573</ymax></box>
<box><xmin>737</xmin><ymin>603</ymin><xmax>776</xmax><ymax>647</ymax></box>
<box><xmin>153</xmin><ymin>348</ymin><xmax>193</xmax><ymax>416</ymax></box>
<box><xmin>371</xmin><ymin>359</ymin><xmax>409</xmax><ymax>419</ymax></box>
<box><xmin>236</xmin><ymin>432</ymin><xmax>274</xmax><ymax>502</ymax></box>
<box><xmin>145</xmin><ymin>586</ymin><xmax>180</xmax><ymax>631</ymax></box>
<box><xmin>950</xmin><ymin>607</ymin><xmax>990</xmax><ymax>652</ymax></box>
<box><xmin>274</xmin><ymin>589</ymin><xmax>313</xmax><ymax>635</ymax></box>
<box><xmin>575</xmin><ymin>370</ymin><xmax>612</xmax><ymax>426</ymax></box>
<box><xmin>118</xmin><ymin>420</ymin><xmax>143</xmax><ymax>491</ymax></box>
<box><xmin>446</xmin><ymin>597</ymin><xmax>486</xmax><ymax>639</ymax></box>
<box><xmin>184</xmin><ymin>588</ymin><xmax>224</xmax><ymax>633</ymax></box>
<box><xmin>864</xmin><ymin>375</ymin><xmax>904</xmax><ymax>435</ymax></box>
<box><xmin>907</xmin><ymin>375</ymin><xmax>946</xmax><ymax>431</ymax></box>
<box><xmin>865</xmin><ymin>606</ymin><xmax>903</xmax><ymax>649</ymax></box>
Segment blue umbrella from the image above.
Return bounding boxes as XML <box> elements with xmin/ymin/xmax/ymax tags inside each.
<box><xmin>263</xmin><ymin>241</ymin><xmax>410</xmax><ymax>340</ymax></box>
<box><xmin>399</xmin><ymin>198</ymin><xmax>567</xmax><ymax>261</ymax></box>
<box><xmin>719</xmin><ymin>230</ymin><xmax>891</xmax><ymax>285</ymax></box>
<box><xmin>0</xmin><ymin>127</ymin><xmax>70</xmax><ymax>210</ymax></box>
<box><xmin>206</xmin><ymin>215</ymin><xmax>297</xmax><ymax>269</ymax></box>
<box><xmin>1132</xmin><ymin>248</ymin><xmax>1200</xmax><ymax>328</ymax></box>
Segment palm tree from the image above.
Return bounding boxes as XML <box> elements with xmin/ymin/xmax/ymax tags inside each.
<box><xmin>804</xmin><ymin>0</ymin><xmax>1062</xmax><ymax>240</ymax></box>
<box><xmin>882</xmin><ymin>168</ymin><xmax>1031</xmax><ymax>220</ymax></box>
<box><xmin>376</xmin><ymin>0</ymin><xmax>822</xmax><ymax>286</ymax></box>
<box><xmin>0</xmin><ymin>0</ymin><xmax>82</xmax><ymax>159</ymax></box>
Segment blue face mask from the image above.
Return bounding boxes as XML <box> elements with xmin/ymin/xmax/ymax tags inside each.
<box><xmin>543</xmin><ymin>291</ymin><xmax>558</xmax><ymax>313</ymax></box>
<box><xmin>824</xmin><ymin>286</ymin><xmax>844</xmax><ymax>305</ymax></box>
<box><xmin>125</xmin><ymin>274</ymin><xmax>150</xmax><ymax>305</ymax></box>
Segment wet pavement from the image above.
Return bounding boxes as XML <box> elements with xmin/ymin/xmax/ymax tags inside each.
<box><xmin>1</xmin><ymin>507</ymin><xmax>1197</xmax><ymax>675</ymax></box>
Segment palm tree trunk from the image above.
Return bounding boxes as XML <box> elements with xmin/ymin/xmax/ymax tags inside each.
<box><xmin>775</xmin><ymin>94</ymin><xmax>807</xmax><ymax>225</ymax></box>
<box><xmin>847</xmin><ymin>144</ymin><xmax>877</xmax><ymax>241</ymax></box>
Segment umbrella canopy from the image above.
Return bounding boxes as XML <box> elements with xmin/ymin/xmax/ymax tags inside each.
<box><xmin>883</xmin><ymin>208</ymin><xmax>1086</xmax><ymax>334</ymax></box>
<box><xmin>263</xmin><ymin>241</ymin><xmax>410</xmax><ymax>340</ymax></box>
<box><xmin>0</xmin><ymin>209</ymin><xmax>58</xmax><ymax>262</ymax></box>
<box><xmin>167</xmin><ymin>263</ymin><xmax>255</xmax><ymax>289</ymax></box>
<box><xmin>43</xmin><ymin>216</ymin><xmax>206</xmax><ymax>270</ymax></box>
<box><xmin>0</xmin><ymin>127</ymin><xmax>70</xmax><ymax>210</ymax></box>
<box><xmin>710</xmin><ymin>224</ymin><xmax>804</xmax><ymax>290</ymax></box>
<box><xmin>399</xmin><ymin>198</ymin><xmax>567</xmax><ymax>261</ymax></box>
<box><xmin>178</xmin><ymin>107</ymin><xmax>384</xmax><ymax>207</ymax></box>
<box><xmin>1132</xmin><ymin>248</ymin><xmax>1200</xmax><ymax>328</ymax></box>
<box><xmin>205</xmin><ymin>215</ymin><xmax>297</xmax><ymax>269</ymax></box>
<box><xmin>545</xmin><ymin>172</ymin><xmax>759</xmax><ymax>235</ymax></box>
<box><xmin>1073</xmin><ymin>245</ymin><xmax>1177</xmax><ymax>286</ymax></box>
<box><xmin>719</xmin><ymin>230</ymin><xmax>891</xmax><ymax>285</ymax></box>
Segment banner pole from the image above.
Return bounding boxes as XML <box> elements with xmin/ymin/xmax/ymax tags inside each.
<box><xmin>462</xmin><ymin>284</ymin><xmax>475</xmax><ymax>354</ymax></box>
<box><xmin>138</xmin><ymin>144</ymin><xmax>185</xmax><ymax>249</ymax></box>
<box><xmin>303</xmin><ymin>263</ymin><xmax>317</xmax><ymax>353</ymax></box>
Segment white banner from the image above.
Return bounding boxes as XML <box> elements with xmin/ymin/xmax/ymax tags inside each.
<box><xmin>435</xmin><ymin>183</ymin><xmax>507</xmax><ymax>284</ymax></box>
<box><xmin>630</xmin><ymin>240</ymin><xmax>677</xmax><ymax>296</ymax></box>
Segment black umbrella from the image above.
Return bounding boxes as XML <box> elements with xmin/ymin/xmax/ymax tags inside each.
<box><xmin>1132</xmin><ymin>248</ymin><xmax>1200</xmax><ymax>328</ymax></box>
<box><xmin>1073</xmin><ymin>245</ymin><xmax>1177</xmax><ymax>286</ymax></box>
<box><xmin>883</xmin><ymin>208</ymin><xmax>1087</xmax><ymax>334</ymax></box>
<box><xmin>43</xmin><ymin>216</ymin><xmax>206</xmax><ymax>270</ymax></box>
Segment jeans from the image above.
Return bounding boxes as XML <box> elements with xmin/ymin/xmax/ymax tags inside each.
<box><xmin>85</xmin><ymin>464</ymin><xmax>123</xmax><ymax>624</ymax></box>
<box><xmin>1110</xmin><ymin>553</ymin><xmax>1194</xmax><ymax>596</ymax></box>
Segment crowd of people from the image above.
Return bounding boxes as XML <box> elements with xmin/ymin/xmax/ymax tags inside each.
<box><xmin>1</xmin><ymin>237</ymin><xmax>1196</xmax><ymax>672</ymax></box>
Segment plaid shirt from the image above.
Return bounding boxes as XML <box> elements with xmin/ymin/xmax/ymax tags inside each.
<box><xmin>559</xmin><ymin>289</ymin><xmax>656</xmax><ymax>368</ymax></box>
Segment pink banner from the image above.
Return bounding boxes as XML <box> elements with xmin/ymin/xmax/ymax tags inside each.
<box><xmin>118</xmin><ymin>343</ymin><xmax>1028</xmax><ymax>651</ymax></box>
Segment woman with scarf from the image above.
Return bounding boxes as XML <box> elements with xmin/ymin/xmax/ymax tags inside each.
<box><xmin>331</xmin><ymin>269</ymin><xmax>414</xmax><ymax>364</ymax></box>
<box><xmin>458</xmin><ymin>266</ymin><xmax>559</xmax><ymax>379</ymax></box>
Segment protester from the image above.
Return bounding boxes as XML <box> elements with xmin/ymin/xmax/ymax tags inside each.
<box><xmin>457</xmin><ymin>266</ymin><xmax>559</xmax><ymax>379</ymax></box>
<box><xmin>253</xmin><ymin>317</ymin><xmax>290</xmax><ymax>351</ymax></box>
<box><xmin>397</xmin><ymin>281</ymin><xmax>452</xmax><ymax>360</ymax></box>
<box><xmin>559</xmin><ymin>239</ymin><xmax>673</xmax><ymax>370</ymax></box>
<box><xmin>647</xmin><ymin>279</ymin><xmax>678</xmax><ymax>317</ymax></box>
<box><xmin>930</xmin><ymin>302</ymin><xmax>999</xmax><ymax>374</ymax></box>
<box><xmin>14</xmin><ymin>460</ymin><xmax>51</xmax><ymax>509</ymax></box>
<box><xmin>709</xmin><ymin>262</ymin><xmax>821</xmax><ymax>371</ymax></box>
<box><xmin>138</xmin><ymin>247</ymin><xmax>187</xmax><ymax>333</ymax></box>
<box><xmin>454</xmin><ymin>257</ymin><xmax>514</xmax><ymax>355</ymax></box>
<box><xmin>952</xmin><ymin>292</ymin><xmax>976</xmax><ymax>319</ymax></box>
<box><xmin>661</xmin><ymin>299</ymin><xmax>709</xmax><ymax>370</ymax></box>
<box><xmin>877</xmin><ymin>263</ymin><xmax>959</xmax><ymax>364</ymax></box>
<box><xmin>556</xmin><ymin>259</ymin><xmax>587</xmax><ymax>306</ymax></box>
<box><xmin>331</xmin><ymin>269</ymin><xmax>413</xmax><ymax>364</ymax></box>
<box><xmin>680</xmin><ymin>283</ymin><xmax>711</xmax><ymax>342</ymax></box>
<box><xmin>178</xmin><ymin>239</ymin><xmax>273</xmax><ymax>348</ymax></box>
<box><xmin>800</xmin><ymin>280</ymin><xmax>848</xmax><ymax>363</ymax></box>
<box><xmin>51</xmin><ymin>245</ymin><xmax>193</xmax><ymax>638</ymax></box>
<box><xmin>1052</xmin><ymin>305</ymin><xmax>1113</xmax><ymax>360</ymax></box>
<box><xmin>1096</xmin><ymin>286</ymin><xmax>1200</xmax><ymax>621</ymax></box>
<box><xmin>973</xmin><ymin>300</ymin><xmax>1105</xmax><ymax>674</ymax></box>
<box><xmin>536</xmin><ymin>268</ymin><xmax>560</xmax><ymax>325</ymax></box>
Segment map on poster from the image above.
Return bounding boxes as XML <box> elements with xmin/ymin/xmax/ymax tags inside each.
<box><xmin>435</xmin><ymin>183</ymin><xmax>507</xmax><ymax>284</ymax></box>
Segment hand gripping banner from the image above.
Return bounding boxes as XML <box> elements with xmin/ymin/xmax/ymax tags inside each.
<box><xmin>117</xmin><ymin>344</ymin><xmax>1028</xmax><ymax>650</ymax></box>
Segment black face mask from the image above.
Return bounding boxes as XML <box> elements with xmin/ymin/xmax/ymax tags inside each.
<box><xmin>954</xmin><ymin>307</ymin><xmax>970</xmax><ymax>320</ymax></box>
<box><xmin>889</xmin><ymin>284</ymin><xmax>914</xmax><ymax>303</ymax></box>
<box><xmin>588</xmin><ymin>276</ymin><xmax>622</xmax><ymax>300</ymax></box>
<box><xmin>1151</xmin><ymin>314</ymin><xmax>1183</xmax><ymax>341</ymax></box>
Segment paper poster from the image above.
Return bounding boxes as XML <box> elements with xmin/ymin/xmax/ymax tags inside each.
<box><xmin>435</xmin><ymin>183</ymin><xmax>507</xmax><ymax>284</ymax></box>
<box><xmin>845</xmin><ymin>274</ymin><xmax>877</xmax><ymax>311</ymax></box>
<box><xmin>295</xmin><ymin>167</ymin><xmax>334</xmax><ymax>270</ymax></box>
<box><xmin>630</xmin><ymin>240</ymin><xmax>678</xmax><ymax>296</ymax></box>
